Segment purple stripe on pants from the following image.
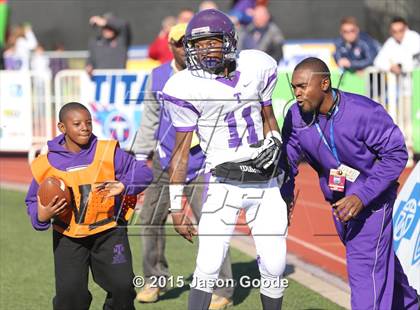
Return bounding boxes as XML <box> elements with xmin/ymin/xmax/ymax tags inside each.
<box><xmin>333</xmin><ymin>200</ymin><xmax>418</xmax><ymax>310</ymax></box>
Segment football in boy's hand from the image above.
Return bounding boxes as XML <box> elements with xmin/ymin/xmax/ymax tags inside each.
<box><xmin>38</xmin><ymin>176</ymin><xmax>71</xmax><ymax>207</ymax></box>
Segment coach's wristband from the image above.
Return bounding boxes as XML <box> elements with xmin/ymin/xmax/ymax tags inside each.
<box><xmin>266</xmin><ymin>130</ymin><xmax>282</xmax><ymax>143</ymax></box>
<box><xmin>169</xmin><ymin>184</ymin><xmax>185</xmax><ymax>212</ymax></box>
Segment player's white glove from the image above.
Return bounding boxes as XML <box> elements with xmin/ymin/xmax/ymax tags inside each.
<box><xmin>251</xmin><ymin>131</ymin><xmax>282</xmax><ymax>170</ymax></box>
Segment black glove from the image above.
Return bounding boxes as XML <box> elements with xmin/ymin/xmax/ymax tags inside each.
<box><xmin>211</xmin><ymin>158</ymin><xmax>282</xmax><ymax>183</ymax></box>
<box><xmin>251</xmin><ymin>134</ymin><xmax>282</xmax><ymax>169</ymax></box>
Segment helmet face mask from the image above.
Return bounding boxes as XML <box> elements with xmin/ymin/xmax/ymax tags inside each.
<box><xmin>185</xmin><ymin>34</ymin><xmax>235</xmax><ymax>75</ymax></box>
<box><xmin>184</xmin><ymin>9</ymin><xmax>237</xmax><ymax>77</ymax></box>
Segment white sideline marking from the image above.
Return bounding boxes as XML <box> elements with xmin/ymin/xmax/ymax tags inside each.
<box><xmin>288</xmin><ymin>234</ymin><xmax>347</xmax><ymax>265</ymax></box>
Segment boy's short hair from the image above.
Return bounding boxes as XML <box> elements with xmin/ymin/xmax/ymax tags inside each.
<box><xmin>340</xmin><ymin>16</ymin><xmax>359</xmax><ymax>27</ymax></box>
<box><xmin>391</xmin><ymin>16</ymin><xmax>407</xmax><ymax>26</ymax></box>
<box><xmin>59</xmin><ymin>102</ymin><xmax>90</xmax><ymax>122</ymax></box>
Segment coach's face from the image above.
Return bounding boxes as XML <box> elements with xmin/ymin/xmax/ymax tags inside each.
<box><xmin>291</xmin><ymin>68</ymin><xmax>328</xmax><ymax>113</ymax></box>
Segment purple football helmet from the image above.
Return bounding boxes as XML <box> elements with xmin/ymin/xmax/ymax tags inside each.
<box><xmin>184</xmin><ymin>9</ymin><xmax>237</xmax><ymax>76</ymax></box>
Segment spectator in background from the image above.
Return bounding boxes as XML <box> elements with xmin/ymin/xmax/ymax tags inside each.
<box><xmin>374</xmin><ymin>17</ymin><xmax>420</xmax><ymax>75</ymax></box>
<box><xmin>0</xmin><ymin>0</ymin><xmax>8</xmax><ymax>69</ymax></box>
<box><xmin>148</xmin><ymin>16</ymin><xmax>176</xmax><ymax>63</ymax></box>
<box><xmin>199</xmin><ymin>1</ymin><xmax>218</xmax><ymax>11</ymax></box>
<box><xmin>86</xmin><ymin>13</ymin><xmax>131</xmax><ymax>75</ymax></box>
<box><xmin>177</xmin><ymin>8</ymin><xmax>194</xmax><ymax>23</ymax></box>
<box><xmin>334</xmin><ymin>17</ymin><xmax>379</xmax><ymax>72</ymax></box>
<box><xmin>237</xmin><ymin>5</ymin><xmax>284</xmax><ymax>63</ymax></box>
<box><xmin>30</xmin><ymin>44</ymin><xmax>50</xmax><ymax>75</ymax></box>
<box><xmin>229</xmin><ymin>0</ymin><xmax>256</xmax><ymax>26</ymax></box>
<box><xmin>3</xmin><ymin>23</ymin><xmax>37</xmax><ymax>70</ymax></box>
<box><xmin>31</xmin><ymin>44</ymin><xmax>50</xmax><ymax>119</ymax></box>
<box><xmin>49</xmin><ymin>43</ymin><xmax>68</xmax><ymax>78</ymax></box>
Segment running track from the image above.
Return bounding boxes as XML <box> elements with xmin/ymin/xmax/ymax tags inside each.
<box><xmin>0</xmin><ymin>155</ymin><xmax>412</xmax><ymax>281</ymax></box>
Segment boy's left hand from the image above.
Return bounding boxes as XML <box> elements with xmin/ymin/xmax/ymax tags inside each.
<box><xmin>96</xmin><ymin>181</ymin><xmax>125</xmax><ymax>198</ymax></box>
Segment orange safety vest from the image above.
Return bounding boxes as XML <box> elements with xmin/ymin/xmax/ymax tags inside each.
<box><xmin>31</xmin><ymin>140</ymin><xmax>137</xmax><ymax>238</ymax></box>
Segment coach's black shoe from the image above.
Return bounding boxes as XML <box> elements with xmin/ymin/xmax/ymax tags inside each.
<box><xmin>260</xmin><ymin>293</ymin><xmax>283</xmax><ymax>310</ymax></box>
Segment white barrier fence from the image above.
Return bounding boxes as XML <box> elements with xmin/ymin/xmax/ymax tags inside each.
<box><xmin>366</xmin><ymin>70</ymin><xmax>414</xmax><ymax>165</ymax></box>
<box><xmin>0</xmin><ymin>69</ymin><xmax>416</xmax><ymax>166</ymax></box>
<box><xmin>0</xmin><ymin>71</ymin><xmax>52</xmax><ymax>153</ymax></box>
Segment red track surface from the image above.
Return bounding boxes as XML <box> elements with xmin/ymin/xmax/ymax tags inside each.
<box><xmin>0</xmin><ymin>155</ymin><xmax>412</xmax><ymax>281</ymax></box>
<box><xmin>0</xmin><ymin>156</ymin><xmax>33</xmax><ymax>184</ymax></box>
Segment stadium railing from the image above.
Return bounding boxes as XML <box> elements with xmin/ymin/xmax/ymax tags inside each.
<box><xmin>0</xmin><ymin>70</ymin><xmax>52</xmax><ymax>160</ymax></box>
<box><xmin>366</xmin><ymin>69</ymin><xmax>416</xmax><ymax>166</ymax></box>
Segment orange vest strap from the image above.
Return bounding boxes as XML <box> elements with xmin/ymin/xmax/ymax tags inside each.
<box><xmin>30</xmin><ymin>155</ymin><xmax>50</xmax><ymax>184</ymax></box>
<box><xmin>94</xmin><ymin>140</ymin><xmax>118</xmax><ymax>167</ymax></box>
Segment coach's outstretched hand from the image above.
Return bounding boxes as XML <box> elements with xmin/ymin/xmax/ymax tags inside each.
<box><xmin>171</xmin><ymin>212</ymin><xmax>197</xmax><ymax>243</ymax></box>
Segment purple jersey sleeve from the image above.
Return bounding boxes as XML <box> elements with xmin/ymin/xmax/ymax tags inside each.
<box><xmin>162</xmin><ymin>72</ymin><xmax>200</xmax><ymax>132</ymax></box>
<box><xmin>25</xmin><ymin>180</ymin><xmax>52</xmax><ymax>231</ymax></box>
<box><xmin>162</xmin><ymin>92</ymin><xmax>200</xmax><ymax>132</ymax></box>
<box><xmin>114</xmin><ymin>146</ymin><xmax>153</xmax><ymax>195</ymax></box>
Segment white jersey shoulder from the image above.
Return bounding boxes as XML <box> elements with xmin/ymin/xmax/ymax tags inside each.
<box><xmin>162</xmin><ymin>69</ymin><xmax>198</xmax><ymax>101</ymax></box>
<box><xmin>237</xmin><ymin>49</ymin><xmax>278</xmax><ymax>73</ymax></box>
<box><xmin>163</xmin><ymin>50</ymin><xmax>279</xmax><ymax>169</ymax></box>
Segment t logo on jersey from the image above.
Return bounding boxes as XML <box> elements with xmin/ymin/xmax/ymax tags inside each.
<box><xmin>234</xmin><ymin>92</ymin><xmax>242</xmax><ymax>104</ymax></box>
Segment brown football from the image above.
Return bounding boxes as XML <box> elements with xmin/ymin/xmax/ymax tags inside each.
<box><xmin>37</xmin><ymin>176</ymin><xmax>72</xmax><ymax>207</ymax></box>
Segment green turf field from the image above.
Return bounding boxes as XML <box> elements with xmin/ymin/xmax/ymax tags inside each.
<box><xmin>0</xmin><ymin>188</ymin><xmax>344</xmax><ymax>310</ymax></box>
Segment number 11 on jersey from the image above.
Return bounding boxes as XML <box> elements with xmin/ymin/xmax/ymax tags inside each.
<box><xmin>224</xmin><ymin>106</ymin><xmax>258</xmax><ymax>148</ymax></box>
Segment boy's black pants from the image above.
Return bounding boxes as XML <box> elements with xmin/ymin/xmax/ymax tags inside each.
<box><xmin>52</xmin><ymin>227</ymin><xmax>136</xmax><ymax>310</ymax></box>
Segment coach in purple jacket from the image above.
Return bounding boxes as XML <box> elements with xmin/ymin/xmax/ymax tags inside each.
<box><xmin>281</xmin><ymin>57</ymin><xmax>418</xmax><ymax>310</ymax></box>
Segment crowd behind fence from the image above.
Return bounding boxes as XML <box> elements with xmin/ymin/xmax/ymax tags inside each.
<box><xmin>0</xmin><ymin>65</ymin><xmax>418</xmax><ymax>167</ymax></box>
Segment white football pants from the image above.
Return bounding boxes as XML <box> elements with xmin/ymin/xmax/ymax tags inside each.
<box><xmin>192</xmin><ymin>176</ymin><xmax>288</xmax><ymax>299</ymax></box>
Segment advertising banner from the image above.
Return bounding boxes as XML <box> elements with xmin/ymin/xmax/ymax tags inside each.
<box><xmin>82</xmin><ymin>71</ymin><xmax>149</xmax><ymax>149</ymax></box>
<box><xmin>393</xmin><ymin>162</ymin><xmax>420</xmax><ymax>294</ymax></box>
<box><xmin>0</xmin><ymin>71</ymin><xmax>32</xmax><ymax>151</ymax></box>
